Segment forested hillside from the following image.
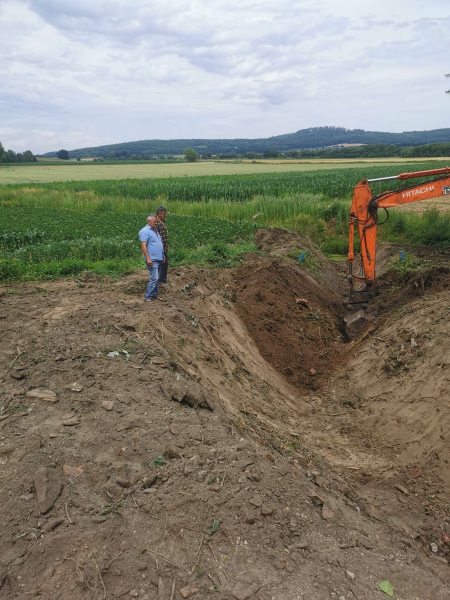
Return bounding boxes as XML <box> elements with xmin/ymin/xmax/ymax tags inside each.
<box><xmin>43</xmin><ymin>126</ymin><xmax>450</xmax><ymax>158</ymax></box>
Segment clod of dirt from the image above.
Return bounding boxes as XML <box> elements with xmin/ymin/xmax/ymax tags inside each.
<box><xmin>231</xmin><ymin>579</ymin><xmax>261</xmax><ymax>600</ymax></box>
<box><xmin>162</xmin><ymin>379</ymin><xmax>215</xmax><ymax>411</ymax></box>
<box><xmin>33</xmin><ymin>467</ymin><xmax>62</xmax><ymax>513</ymax></box>
<box><xmin>26</xmin><ymin>388</ymin><xmax>58</xmax><ymax>403</ymax></box>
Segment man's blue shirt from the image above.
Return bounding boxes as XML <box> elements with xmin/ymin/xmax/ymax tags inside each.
<box><xmin>138</xmin><ymin>225</ymin><xmax>164</xmax><ymax>261</ymax></box>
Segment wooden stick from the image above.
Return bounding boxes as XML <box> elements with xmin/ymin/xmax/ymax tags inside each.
<box><xmin>146</xmin><ymin>549</ymin><xmax>180</xmax><ymax>569</ymax></box>
<box><xmin>65</xmin><ymin>502</ymin><xmax>73</xmax><ymax>525</ymax></box>
<box><xmin>206</xmin><ymin>542</ymin><xmax>228</xmax><ymax>580</ymax></box>
<box><xmin>191</xmin><ymin>536</ymin><xmax>204</xmax><ymax>575</ymax></box>
<box><xmin>169</xmin><ymin>578</ymin><xmax>176</xmax><ymax>600</ymax></box>
<box><xmin>93</xmin><ymin>556</ymin><xmax>107</xmax><ymax>599</ymax></box>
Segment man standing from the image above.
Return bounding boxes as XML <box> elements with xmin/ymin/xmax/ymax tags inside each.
<box><xmin>138</xmin><ymin>214</ymin><xmax>164</xmax><ymax>302</ymax></box>
<box><xmin>156</xmin><ymin>205</ymin><xmax>169</xmax><ymax>284</ymax></box>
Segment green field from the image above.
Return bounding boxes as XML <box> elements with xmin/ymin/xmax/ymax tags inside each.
<box><xmin>1</xmin><ymin>161</ymin><xmax>449</xmax><ymax>283</ymax></box>
<box><xmin>1</xmin><ymin>158</ymin><xmax>448</xmax><ymax>185</ymax></box>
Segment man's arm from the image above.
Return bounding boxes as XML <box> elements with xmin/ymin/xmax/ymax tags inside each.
<box><xmin>140</xmin><ymin>241</ymin><xmax>152</xmax><ymax>265</ymax></box>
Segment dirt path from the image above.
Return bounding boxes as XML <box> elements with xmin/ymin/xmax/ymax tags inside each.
<box><xmin>1</xmin><ymin>246</ymin><xmax>450</xmax><ymax>599</ymax></box>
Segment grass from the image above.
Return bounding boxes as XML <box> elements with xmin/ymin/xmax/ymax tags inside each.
<box><xmin>1</xmin><ymin>159</ymin><xmax>450</xmax><ymax>185</ymax></box>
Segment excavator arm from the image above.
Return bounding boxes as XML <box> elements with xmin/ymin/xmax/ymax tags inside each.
<box><xmin>347</xmin><ymin>166</ymin><xmax>450</xmax><ymax>305</ymax></box>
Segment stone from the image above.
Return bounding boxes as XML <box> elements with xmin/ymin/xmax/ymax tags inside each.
<box><xmin>62</xmin><ymin>416</ymin><xmax>80</xmax><ymax>426</ymax></box>
<box><xmin>322</xmin><ymin>499</ymin><xmax>336</xmax><ymax>520</ymax></box>
<box><xmin>162</xmin><ymin>379</ymin><xmax>215</xmax><ymax>411</ymax></box>
<box><xmin>179</xmin><ymin>587</ymin><xmax>199</xmax><ymax>598</ymax></box>
<box><xmin>26</xmin><ymin>388</ymin><xmax>58</xmax><ymax>403</ymax></box>
<box><xmin>65</xmin><ymin>382</ymin><xmax>83</xmax><ymax>393</ymax></box>
<box><xmin>209</xmin><ymin>485</ymin><xmax>221</xmax><ymax>492</ymax></box>
<box><xmin>345</xmin><ymin>571</ymin><xmax>355</xmax><ymax>581</ymax></box>
<box><xmin>309</xmin><ymin>368</ymin><xmax>316</xmax><ymax>376</ymax></box>
<box><xmin>295</xmin><ymin>541</ymin><xmax>308</xmax><ymax>549</ymax></box>
<box><xmin>130</xmin><ymin>591</ymin><xmax>139</xmax><ymax>598</ymax></box>
<box><xmin>430</xmin><ymin>543</ymin><xmax>438</xmax><ymax>553</ymax></box>
<box><xmin>10</xmin><ymin>371</ymin><xmax>26</xmax><ymax>380</ymax></box>
<box><xmin>34</xmin><ymin>467</ymin><xmax>62</xmax><ymax>513</ymax></box>
<box><xmin>20</xmin><ymin>493</ymin><xmax>34</xmax><ymax>501</ymax></box>
<box><xmin>92</xmin><ymin>515</ymin><xmax>107</xmax><ymax>523</ymax></box>
<box><xmin>409</xmin><ymin>467</ymin><xmax>422</xmax><ymax>479</ymax></box>
<box><xmin>231</xmin><ymin>580</ymin><xmax>261</xmax><ymax>600</ymax></box>
<box><xmin>102</xmin><ymin>400</ymin><xmax>115</xmax><ymax>411</ymax></box>
<box><xmin>63</xmin><ymin>465</ymin><xmax>84</xmax><ymax>477</ymax></box>
<box><xmin>395</xmin><ymin>484</ymin><xmax>409</xmax><ymax>495</ymax></box>
<box><xmin>170</xmin><ymin>423</ymin><xmax>181</xmax><ymax>435</ymax></box>
<box><xmin>266</xmin><ymin>454</ymin><xmax>275</xmax><ymax>462</ymax></box>
<box><xmin>261</xmin><ymin>505</ymin><xmax>274</xmax><ymax>516</ymax></box>
<box><xmin>249</xmin><ymin>495</ymin><xmax>263</xmax><ymax>507</ymax></box>
<box><xmin>42</xmin><ymin>518</ymin><xmax>64</xmax><ymax>533</ymax></box>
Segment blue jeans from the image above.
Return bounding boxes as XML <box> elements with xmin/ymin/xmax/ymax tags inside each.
<box><xmin>145</xmin><ymin>260</ymin><xmax>161</xmax><ymax>298</ymax></box>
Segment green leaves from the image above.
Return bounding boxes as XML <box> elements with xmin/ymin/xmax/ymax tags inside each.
<box><xmin>378</xmin><ymin>580</ymin><xmax>394</xmax><ymax>596</ymax></box>
<box><xmin>203</xmin><ymin>519</ymin><xmax>220</xmax><ymax>536</ymax></box>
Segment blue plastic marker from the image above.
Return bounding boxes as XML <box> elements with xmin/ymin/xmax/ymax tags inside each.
<box><xmin>298</xmin><ymin>251</ymin><xmax>306</xmax><ymax>263</ymax></box>
<box><xmin>400</xmin><ymin>251</ymin><xmax>405</xmax><ymax>262</ymax></box>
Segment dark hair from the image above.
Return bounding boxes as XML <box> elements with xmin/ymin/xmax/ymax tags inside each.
<box><xmin>156</xmin><ymin>205</ymin><xmax>167</xmax><ymax>214</ymax></box>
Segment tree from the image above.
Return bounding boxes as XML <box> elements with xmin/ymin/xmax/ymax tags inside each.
<box><xmin>0</xmin><ymin>141</ymin><xmax>4</xmax><ymax>165</ymax></box>
<box><xmin>23</xmin><ymin>150</ymin><xmax>36</xmax><ymax>162</ymax></box>
<box><xmin>263</xmin><ymin>148</ymin><xmax>280</xmax><ymax>158</ymax></box>
<box><xmin>57</xmin><ymin>149</ymin><xmax>70</xmax><ymax>160</ymax></box>
<box><xmin>184</xmin><ymin>148</ymin><xmax>199</xmax><ymax>162</ymax></box>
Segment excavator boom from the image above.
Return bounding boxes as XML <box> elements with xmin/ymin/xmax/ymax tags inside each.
<box><xmin>345</xmin><ymin>166</ymin><xmax>450</xmax><ymax>337</ymax></box>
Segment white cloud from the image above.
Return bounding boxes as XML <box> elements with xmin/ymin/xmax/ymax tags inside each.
<box><xmin>0</xmin><ymin>0</ymin><xmax>449</xmax><ymax>152</ymax></box>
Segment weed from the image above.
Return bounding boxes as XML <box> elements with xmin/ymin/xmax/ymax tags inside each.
<box><xmin>153</xmin><ymin>456</ymin><xmax>165</xmax><ymax>467</ymax></box>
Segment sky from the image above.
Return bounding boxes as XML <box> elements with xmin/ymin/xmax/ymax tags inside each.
<box><xmin>1</xmin><ymin>0</ymin><xmax>450</xmax><ymax>153</ymax></box>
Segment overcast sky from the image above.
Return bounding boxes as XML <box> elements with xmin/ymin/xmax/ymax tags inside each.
<box><xmin>1</xmin><ymin>0</ymin><xmax>449</xmax><ymax>153</ymax></box>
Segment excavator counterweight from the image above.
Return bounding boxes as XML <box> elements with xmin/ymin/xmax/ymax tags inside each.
<box><xmin>345</xmin><ymin>166</ymin><xmax>450</xmax><ymax>338</ymax></box>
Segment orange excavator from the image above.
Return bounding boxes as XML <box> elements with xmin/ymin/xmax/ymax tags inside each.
<box><xmin>345</xmin><ymin>166</ymin><xmax>450</xmax><ymax>337</ymax></box>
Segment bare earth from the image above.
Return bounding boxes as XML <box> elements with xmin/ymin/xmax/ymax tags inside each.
<box><xmin>1</xmin><ymin>233</ymin><xmax>450</xmax><ymax>599</ymax></box>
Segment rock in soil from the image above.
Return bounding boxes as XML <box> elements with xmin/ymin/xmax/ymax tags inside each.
<box><xmin>26</xmin><ymin>388</ymin><xmax>58</xmax><ymax>403</ymax></box>
<box><xmin>179</xmin><ymin>586</ymin><xmax>199</xmax><ymax>598</ymax></box>
<box><xmin>34</xmin><ymin>467</ymin><xmax>62</xmax><ymax>513</ymax></box>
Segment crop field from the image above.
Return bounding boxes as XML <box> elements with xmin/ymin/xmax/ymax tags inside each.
<box><xmin>1</xmin><ymin>157</ymin><xmax>448</xmax><ymax>185</ymax></box>
<box><xmin>0</xmin><ymin>161</ymin><xmax>449</xmax><ymax>282</ymax></box>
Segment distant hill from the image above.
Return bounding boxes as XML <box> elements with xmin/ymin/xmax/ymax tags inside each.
<box><xmin>43</xmin><ymin>126</ymin><xmax>450</xmax><ymax>158</ymax></box>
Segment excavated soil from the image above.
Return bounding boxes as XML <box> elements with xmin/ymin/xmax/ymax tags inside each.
<box><xmin>1</xmin><ymin>234</ymin><xmax>450</xmax><ymax>600</ymax></box>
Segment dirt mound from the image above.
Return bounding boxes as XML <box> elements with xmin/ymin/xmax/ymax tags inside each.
<box><xmin>255</xmin><ymin>228</ymin><xmax>344</xmax><ymax>293</ymax></box>
<box><xmin>234</xmin><ymin>258</ymin><xmax>345</xmax><ymax>389</ymax></box>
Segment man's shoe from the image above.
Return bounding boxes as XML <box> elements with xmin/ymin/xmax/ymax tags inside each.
<box><xmin>144</xmin><ymin>297</ymin><xmax>156</xmax><ymax>302</ymax></box>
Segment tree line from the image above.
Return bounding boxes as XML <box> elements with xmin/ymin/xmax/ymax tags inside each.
<box><xmin>0</xmin><ymin>142</ymin><xmax>37</xmax><ymax>163</ymax></box>
<box><xmin>43</xmin><ymin>126</ymin><xmax>450</xmax><ymax>159</ymax></box>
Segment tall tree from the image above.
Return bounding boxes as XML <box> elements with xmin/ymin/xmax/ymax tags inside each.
<box><xmin>22</xmin><ymin>150</ymin><xmax>36</xmax><ymax>162</ymax></box>
<box><xmin>184</xmin><ymin>148</ymin><xmax>199</xmax><ymax>162</ymax></box>
<box><xmin>0</xmin><ymin>141</ymin><xmax>4</xmax><ymax>165</ymax></box>
<box><xmin>57</xmin><ymin>149</ymin><xmax>70</xmax><ymax>160</ymax></box>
